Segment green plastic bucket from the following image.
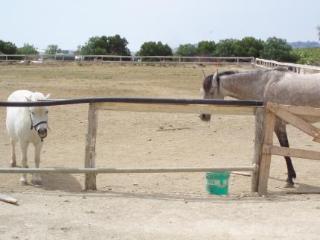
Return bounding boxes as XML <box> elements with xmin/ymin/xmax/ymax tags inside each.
<box><xmin>206</xmin><ymin>171</ymin><xmax>230</xmax><ymax>195</ymax></box>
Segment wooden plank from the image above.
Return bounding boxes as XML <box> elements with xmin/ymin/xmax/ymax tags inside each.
<box><xmin>84</xmin><ymin>103</ymin><xmax>98</xmax><ymax>190</ymax></box>
<box><xmin>0</xmin><ymin>194</ymin><xmax>18</xmax><ymax>205</ymax></box>
<box><xmin>267</xmin><ymin>103</ymin><xmax>320</xmax><ymax>141</ymax></box>
<box><xmin>278</xmin><ymin>105</ymin><xmax>320</xmax><ymax>118</ymax></box>
<box><xmin>96</xmin><ymin>102</ymin><xmax>258</xmax><ymax>115</ymax></box>
<box><xmin>252</xmin><ymin>108</ymin><xmax>264</xmax><ymax>192</ymax></box>
<box><xmin>0</xmin><ymin>166</ymin><xmax>255</xmax><ymax>174</ymax></box>
<box><xmin>258</xmin><ymin>109</ymin><xmax>276</xmax><ymax>196</ymax></box>
<box><xmin>267</xmin><ymin>145</ymin><xmax>320</xmax><ymax>161</ymax></box>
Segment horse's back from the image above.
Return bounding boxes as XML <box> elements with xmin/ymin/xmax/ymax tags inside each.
<box><xmin>6</xmin><ymin>90</ymin><xmax>33</xmax><ymax>140</ymax></box>
<box><xmin>265</xmin><ymin>72</ymin><xmax>320</xmax><ymax>107</ymax></box>
<box><xmin>7</xmin><ymin>90</ymin><xmax>33</xmax><ymax>102</ymax></box>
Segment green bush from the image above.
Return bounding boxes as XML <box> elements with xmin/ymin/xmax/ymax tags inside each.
<box><xmin>293</xmin><ymin>48</ymin><xmax>320</xmax><ymax>65</ymax></box>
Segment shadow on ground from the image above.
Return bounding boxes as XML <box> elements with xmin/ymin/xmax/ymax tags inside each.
<box><xmin>40</xmin><ymin>173</ymin><xmax>82</xmax><ymax>192</ymax></box>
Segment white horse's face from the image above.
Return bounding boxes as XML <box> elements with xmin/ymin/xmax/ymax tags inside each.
<box><xmin>29</xmin><ymin>106</ymin><xmax>49</xmax><ymax>139</ymax></box>
<box><xmin>26</xmin><ymin>92</ymin><xmax>50</xmax><ymax>140</ymax></box>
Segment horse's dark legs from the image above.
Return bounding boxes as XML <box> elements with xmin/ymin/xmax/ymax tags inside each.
<box><xmin>274</xmin><ymin>123</ymin><xmax>296</xmax><ymax>187</ymax></box>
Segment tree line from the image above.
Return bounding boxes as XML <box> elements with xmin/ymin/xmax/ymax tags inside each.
<box><xmin>0</xmin><ymin>34</ymin><xmax>309</xmax><ymax>63</ymax></box>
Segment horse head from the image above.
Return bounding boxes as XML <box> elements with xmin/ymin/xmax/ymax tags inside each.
<box><xmin>199</xmin><ymin>71</ymin><xmax>221</xmax><ymax>121</ymax></box>
<box><xmin>26</xmin><ymin>92</ymin><xmax>50</xmax><ymax>140</ymax></box>
<box><xmin>199</xmin><ymin>70</ymin><xmax>238</xmax><ymax>121</ymax></box>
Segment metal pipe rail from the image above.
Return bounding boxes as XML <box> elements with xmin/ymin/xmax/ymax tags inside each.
<box><xmin>0</xmin><ymin>97</ymin><xmax>263</xmax><ymax>107</ymax></box>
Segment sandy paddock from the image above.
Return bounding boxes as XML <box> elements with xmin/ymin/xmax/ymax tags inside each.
<box><xmin>0</xmin><ymin>63</ymin><xmax>319</xmax><ymax>239</ymax></box>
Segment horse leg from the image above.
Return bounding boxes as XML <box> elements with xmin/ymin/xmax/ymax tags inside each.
<box><xmin>20</xmin><ymin>141</ymin><xmax>29</xmax><ymax>185</ymax></box>
<box><xmin>31</xmin><ymin>143</ymin><xmax>42</xmax><ymax>185</ymax></box>
<box><xmin>274</xmin><ymin>123</ymin><xmax>296</xmax><ymax>187</ymax></box>
<box><xmin>10</xmin><ymin>139</ymin><xmax>17</xmax><ymax>167</ymax></box>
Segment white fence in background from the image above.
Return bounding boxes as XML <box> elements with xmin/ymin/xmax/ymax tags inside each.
<box><xmin>254</xmin><ymin>58</ymin><xmax>320</xmax><ymax>74</ymax></box>
<box><xmin>1</xmin><ymin>54</ymin><xmax>320</xmax><ymax>73</ymax></box>
<box><xmin>0</xmin><ymin>54</ymin><xmax>254</xmax><ymax>65</ymax></box>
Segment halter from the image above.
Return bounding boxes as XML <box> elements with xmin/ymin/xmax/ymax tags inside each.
<box><xmin>29</xmin><ymin>114</ymin><xmax>48</xmax><ymax>142</ymax></box>
<box><xmin>211</xmin><ymin>70</ymin><xmax>238</xmax><ymax>95</ymax></box>
<box><xmin>208</xmin><ymin>73</ymin><xmax>221</xmax><ymax>95</ymax></box>
<box><xmin>31</xmin><ymin>120</ymin><xmax>48</xmax><ymax>130</ymax></box>
<box><xmin>215</xmin><ymin>74</ymin><xmax>221</xmax><ymax>95</ymax></box>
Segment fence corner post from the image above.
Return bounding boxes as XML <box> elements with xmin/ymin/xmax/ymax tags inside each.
<box><xmin>251</xmin><ymin>107</ymin><xmax>264</xmax><ymax>192</ymax></box>
<box><xmin>84</xmin><ymin>103</ymin><xmax>98</xmax><ymax>190</ymax></box>
<box><xmin>257</xmin><ymin>104</ymin><xmax>276</xmax><ymax>196</ymax></box>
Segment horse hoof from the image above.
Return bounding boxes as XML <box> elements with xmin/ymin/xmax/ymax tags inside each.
<box><xmin>10</xmin><ymin>162</ymin><xmax>17</xmax><ymax>167</ymax></box>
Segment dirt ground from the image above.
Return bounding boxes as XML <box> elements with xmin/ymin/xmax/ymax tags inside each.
<box><xmin>0</xmin><ymin>63</ymin><xmax>319</xmax><ymax>239</ymax></box>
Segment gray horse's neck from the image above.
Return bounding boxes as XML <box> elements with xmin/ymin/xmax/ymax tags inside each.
<box><xmin>220</xmin><ymin>70</ymin><xmax>273</xmax><ymax>100</ymax></box>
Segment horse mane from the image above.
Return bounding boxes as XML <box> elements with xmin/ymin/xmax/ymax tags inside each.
<box><xmin>203</xmin><ymin>70</ymin><xmax>239</xmax><ymax>92</ymax></box>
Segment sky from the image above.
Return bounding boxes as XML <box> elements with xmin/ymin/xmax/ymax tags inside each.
<box><xmin>1</xmin><ymin>0</ymin><xmax>319</xmax><ymax>52</ymax></box>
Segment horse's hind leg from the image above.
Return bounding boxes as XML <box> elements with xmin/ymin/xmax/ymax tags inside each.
<box><xmin>10</xmin><ymin>139</ymin><xmax>17</xmax><ymax>167</ymax></box>
<box><xmin>274</xmin><ymin>122</ymin><xmax>296</xmax><ymax>187</ymax></box>
<box><xmin>31</xmin><ymin>143</ymin><xmax>42</xmax><ymax>185</ymax></box>
<box><xmin>19</xmin><ymin>141</ymin><xmax>29</xmax><ymax>185</ymax></box>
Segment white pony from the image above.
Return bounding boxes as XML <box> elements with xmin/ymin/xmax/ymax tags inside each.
<box><xmin>6</xmin><ymin>90</ymin><xmax>50</xmax><ymax>185</ymax></box>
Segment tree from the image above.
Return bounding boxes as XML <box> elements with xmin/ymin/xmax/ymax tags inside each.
<box><xmin>45</xmin><ymin>45</ymin><xmax>62</xmax><ymax>55</ymax></box>
<box><xmin>80</xmin><ymin>35</ymin><xmax>130</xmax><ymax>55</ymax></box>
<box><xmin>237</xmin><ymin>37</ymin><xmax>264</xmax><ymax>57</ymax></box>
<box><xmin>197</xmin><ymin>41</ymin><xmax>215</xmax><ymax>56</ymax></box>
<box><xmin>0</xmin><ymin>40</ymin><xmax>17</xmax><ymax>54</ymax></box>
<box><xmin>214</xmin><ymin>39</ymin><xmax>240</xmax><ymax>57</ymax></box>
<box><xmin>175</xmin><ymin>44</ymin><xmax>197</xmax><ymax>56</ymax></box>
<box><xmin>317</xmin><ymin>25</ymin><xmax>320</xmax><ymax>41</ymax></box>
<box><xmin>261</xmin><ymin>37</ymin><xmax>298</xmax><ymax>62</ymax></box>
<box><xmin>18</xmin><ymin>43</ymin><xmax>38</xmax><ymax>55</ymax></box>
<box><xmin>137</xmin><ymin>41</ymin><xmax>172</xmax><ymax>56</ymax></box>
<box><xmin>107</xmin><ymin>35</ymin><xmax>130</xmax><ymax>55</ymax></box>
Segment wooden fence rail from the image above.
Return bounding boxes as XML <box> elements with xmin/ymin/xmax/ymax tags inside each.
<box><xmin>255</xmin><ymin>58</ymin><xmax>320</xmax><ymax>73</ymax></box>
<box><xmin>0</xmin><ymin>54</ymin><xmax>254</xmax><ymax>65</ymax></box>
<box><xmin>0</xmin><ymin>166</ymin><xmax>255</xmax><ymax>174</ymax></box>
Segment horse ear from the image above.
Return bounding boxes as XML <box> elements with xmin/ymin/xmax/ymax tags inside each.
<box><xmin>201</xmin><ymin>69</ymin><xmax>206</xmax><ymax>78</ymax></box>
<box><xmin>212</xmin><ymin>70</ymin><xmax>219</xmax><ymax>80</ymax></box>
<box><xmin>45</xmin><ymin>93</ymin><xmax>51</xmax><ymax>99</ymax></box>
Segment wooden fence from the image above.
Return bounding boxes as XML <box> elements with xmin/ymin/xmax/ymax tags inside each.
<box><xmin>258</xmin><ymin>102</ymin><xmax>320</xmax><ymax>195</ymax></box>
<box><xmin>2</xmin><ymin>98</ymin><xmax>319</xmax><ymax>195</ymax></box>
<box><xmin>254</xmin><ymin>58</ymin><xmax>320</xmax><ymax>74</ymax></box>
<box><xmin>2</xmin><ymin>54</ymin><xmax>320</xmax><ymax>73</ymax></box>
<box><xmin>0</xmin><ymin>54</ymin><xmax>254</xmax><ymax>65</ymax></box>
<box><xmin>1</xmin><ymin>98</ymin><xmax>263</xmax><ymax>192</ymax></box>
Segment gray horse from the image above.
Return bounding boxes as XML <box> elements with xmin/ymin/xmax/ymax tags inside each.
<box><xmin>200</xmin><ymin>68</ymin><xmax>320</xmax><ymax>187</ymax></box>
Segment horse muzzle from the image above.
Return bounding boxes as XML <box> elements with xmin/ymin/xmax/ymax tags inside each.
<box><xmin>199</xmin><ymin>113</ymin><xmax>211</xmax><ymax>122</ymax></box>
<box><xmin>37</xmin><ymin>128</ymin><xmax>47</xmax><ymax>139</ymax></box>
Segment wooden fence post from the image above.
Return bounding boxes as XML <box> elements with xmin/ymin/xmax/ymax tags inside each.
<box><xmin>258</xmin><ymin>105</ymin><xmax>276</xmax><ymax>195</ymax></box>
<box><xmin>84</xmin><ymin>103</ymin><xmax>98</xmax><ymax>190</ymax></box>
<box><xmin>251</xmin><ymin>107</ymin><xmax>264</xmax><ymax>192</ymax></box>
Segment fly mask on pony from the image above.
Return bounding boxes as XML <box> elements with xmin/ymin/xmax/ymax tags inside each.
<box><xmin>199</xmin><ymin>70</ymin><xmax>237</xmax><ymax>121</ymax></box>
<box><xmin>26</xmin><ymin>93</ymin><xmax>50</xmax><ymax>141</ymax></box>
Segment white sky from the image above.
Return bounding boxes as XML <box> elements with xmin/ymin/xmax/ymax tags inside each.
<box><xmin>1</xmin><ymin>0</ymin><xmax>319</xmax><ymax>52</ymax></box>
